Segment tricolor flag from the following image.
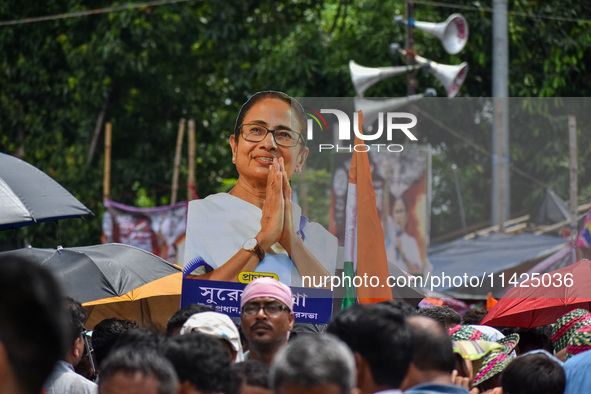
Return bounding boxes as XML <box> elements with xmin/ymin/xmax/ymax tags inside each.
<box><xmin>575</xmin><ymin>206</ymin><xmax>591</xmax><ymax>248</ymax></box>
<box><xmin>342</xmin><ymin>110</ymin><xmax>392</xmax><ymax>309</ymax></box>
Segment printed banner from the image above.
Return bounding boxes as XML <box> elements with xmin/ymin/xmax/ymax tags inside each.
<box><xmin>342</xmin><ymin>112</ymin><xmax>393</xmax><ymax>306</ymax></box>
<box><xmin>333</xmin><ymin>146</ymin><xmax>432</xmax><ymax>277</ymax></box>
<box><xmin>575</xmin><ymin>206</ymin><xmax>591</xmax><ymax>248</ymax></box>
<box><xmin>102</xmin><ymin>199</ymin><xmax>188</xmax><ymax>265</ymax></box>
<box><xmin>181</xmin><ymin>277</ymin><xmax>334</xmax><ymax>324</ymax></box>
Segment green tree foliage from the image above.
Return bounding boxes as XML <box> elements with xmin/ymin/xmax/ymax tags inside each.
<box><xmin>0</xmin><ymin>0</ymin><xmax>590</xmax><ymax>247</ymax></box>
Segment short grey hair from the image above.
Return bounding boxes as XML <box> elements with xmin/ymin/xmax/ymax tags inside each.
<box><xmin>270</xmin><ymin>334</ymin><xmax>356</xmax><ymax>393</ymax></box>
<box><xmin>99</xmin><ymin>347</ymin><xmax>179</xmax><ymax>394</ymax></box>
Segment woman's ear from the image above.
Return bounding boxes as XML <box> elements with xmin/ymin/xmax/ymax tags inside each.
<box><xmin>229</xmin><ymin>134</ymin><xmax>237</xmax><ymax>162</ymax></box>
<box><xmin>295</xmin><ymin>145</ymin><xmax>309</xmax><ymax>169</ymax></box>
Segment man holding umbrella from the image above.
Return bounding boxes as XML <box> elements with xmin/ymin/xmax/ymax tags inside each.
<box><xmin>44</xmin><ymin>297</ymin><xmax>98</xmax><ymax>394</ymax></box>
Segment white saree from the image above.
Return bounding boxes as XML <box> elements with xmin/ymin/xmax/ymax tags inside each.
<box><xmin>183</xmin><ymin>193</ymin><xmax>337</xmax><ymax>286</ymax></box>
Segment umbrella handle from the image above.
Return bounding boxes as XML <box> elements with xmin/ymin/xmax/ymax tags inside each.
<box><xmin>82</xmin><ymin>332</ymin><xmax>97</xmax><ymax>380</ymax></box>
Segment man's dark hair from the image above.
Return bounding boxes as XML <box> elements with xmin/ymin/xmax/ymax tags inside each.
<box><xmin>111</xmin><ymin>327</ymin><xmax>168</xmax><ymax>356</ymax></box>
<box><xmin>232</xmin><ymin>360</ymin><xmax>270</xmax><ymax>389</ymax></box>
<box><xmin>327</xmin><ymin>303</ymin><xmax>411</xmax><ymax>388</ymax></box>
<box><xmin>462</xmin><ymin>307</ymin><xmax>488</xmax><ymax>325</ymax></box>
<box><xmin>407</xmin><ymin>316</ymin><xmax>456</xmax><ymax>373</ymax></box>
<box><xmin>163</xmin><ymin>332</ymin><xmax>238</xmax><ymax>394</ymax></box>
<box><xmin>64</xmin><ymin>296</ymin><xmax>88</xmax><ymax>348</ymax></box>
<box><xmin>501</xmin><ymin>352</ymin><xmax>565</xmax><ymax>394</ymax></box>
<box><xmin>92</xmin><ymin>318</ymin><xmax>139</xmax><ymax>367</ymax></box>
<box><xmin>503</xmin><ymin>326</ymin><xmax>553</xmax><ymax>354</ymax></box>
<box><xmin>165</xmin><ymin>303</ymin><xmax>215</xmax><ymax>336</ymax></box>
<box><xmin>418</xmin><ymin>306</ymin><xmax>461</xmax><ymax>329</ymax></box>
<box><xmin>380</xmin><ymin>298</ymin><xmax>419</xmax><ymax>318</ymax></box>
<box><xmin>0</xmin><ymin>255</ymin><xmax>67</xmax><ymax>394</ymax></box>
<box><xmin>99</xmin><ymin>347</ymin><xmax>178</xmax><ymax>394</ymax></box>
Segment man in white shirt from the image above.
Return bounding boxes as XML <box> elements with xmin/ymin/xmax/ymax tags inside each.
<box><xmin>44</xmin><ymin>297</ymin><xmax>97</xmax><ymax>394</ymax></box>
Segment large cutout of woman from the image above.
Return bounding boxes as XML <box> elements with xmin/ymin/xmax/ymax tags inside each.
<box><xmin>183</xmin><ymin>91</ymin><xmax>336</xmax><ymax>287</ymax></box>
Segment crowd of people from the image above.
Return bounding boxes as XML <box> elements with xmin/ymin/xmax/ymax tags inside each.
<box><xmin>5</xmin><ymin>91</ymin><xmax>591</xmax><ymax>394</ymax></box>
<box><xmin>3</xmin><ymin>255</ymin><xmax>591</xmax><ymax>394</ymax></box>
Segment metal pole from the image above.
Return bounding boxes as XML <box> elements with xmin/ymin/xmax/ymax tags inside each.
<box><xmin>496</xmin><ymin>110</ymin><xmax>505</xmax><ymax>232</ymax></box>
<box><xmin>452</xmin><ymin>164</ymin><xmax>468</xmax><ymax>235</ymax></box>
<box><xmin>405</xmin><ymin>0</ymin><xmax>417</xmax><ymax>96</ymax></box>
<box><xmin>492</xmin><ymin>0</ymin><xmax>509</xmax><ymax>229</ymax></box>
<box><xmin>569</xmin><ymin>115</ymin><xmax>578</xmax><ymax>242</ymax></box>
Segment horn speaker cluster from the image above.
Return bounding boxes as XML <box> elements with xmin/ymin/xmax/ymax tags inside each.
<box><xmin>349</xmin><ymin>13</ymin><xmax>469</xmax><ymax>99</ymax></box>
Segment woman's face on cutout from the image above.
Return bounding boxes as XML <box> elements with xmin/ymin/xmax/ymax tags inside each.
<box><xmin>230</xmin><ymin>98</ymin><xmax>308</xmax><ymax>185</ymax></box>
<box><xmin>393</xmin><ymin>198</ymin><xmax>408</xmax><ymax>231</ymax></box>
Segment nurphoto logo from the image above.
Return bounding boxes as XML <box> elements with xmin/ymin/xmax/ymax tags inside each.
<box><xmin>305</xmin><ymin>108</ymin><xmax>418</xmax><ymax>152</ymax></box>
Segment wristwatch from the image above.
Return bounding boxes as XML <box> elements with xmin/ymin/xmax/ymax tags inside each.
<box><xmin>242</xmin><ymin>238</ymin><xmax>265</xmax><ymax>262</ymax></box>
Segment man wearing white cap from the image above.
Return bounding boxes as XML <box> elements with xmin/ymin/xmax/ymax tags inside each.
<box><xmin>180</xmin><ymin>311</ymin><xmax>244</xmax><ymax>362</ymax></box>
<box><xmin>240</xmin><ymin>277</ymin><xmax>294</xmax><ymax>366</ymax></box>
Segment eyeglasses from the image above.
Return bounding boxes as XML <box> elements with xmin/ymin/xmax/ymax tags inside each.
<box><xmin>242</xmin><ymin>302</ymin><xmax>290</xmax><ymax>316</ymax></box>
<box><xmin>240</xmin><ymin>124</ymin><xmax>304</xmax><ymax>147</ymax></box>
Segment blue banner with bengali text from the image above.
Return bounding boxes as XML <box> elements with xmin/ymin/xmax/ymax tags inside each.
<box><xmin>181</xmin><ymin>278</ymin><xmax>333</xmax><ymax>324</ymax></box>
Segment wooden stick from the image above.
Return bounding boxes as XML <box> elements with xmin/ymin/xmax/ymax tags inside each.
<box><xmin>103</xmin><ymin>122</ymin><xmax>112</xmax><ymax>201</ymax></box>
<box><xmin>171</xmin><ymin>118</ymin><xmax>186</xmax><ymax>205</ymax></box>
<box><xmin>187</xmin><ymin>119</ymin><xmax>196</xmax><ymax>201</ymax></box>
<box><xmin>87</xmin><ymin>95</ymin><xmax>109</xmax><ymax>165</ymax></box>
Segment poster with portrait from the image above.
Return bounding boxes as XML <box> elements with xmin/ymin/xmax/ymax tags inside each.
<box><xmin>102</xmin><ymin>199</ymin><xmax>187</xmax><ymax>265</ymax></box>
<box><xmin>331</xmin><ymin>145</ymin><xmax>432</xmax><ymax>277</ymax></box>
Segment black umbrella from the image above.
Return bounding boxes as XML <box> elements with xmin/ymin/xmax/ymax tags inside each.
<box><xmin>0</xmin><ymin>152</ymin><xmax>92</xmax><ymax>230</ymax></box>
<box><xmin>0</xmin><ymin>243</ymin><xmax>181</xmax><ymax>304</ymax></box>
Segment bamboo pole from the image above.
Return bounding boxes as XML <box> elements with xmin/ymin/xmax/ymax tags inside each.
<box><xmin>187</xmin><ymin>119</ymin><xmax>196</xmax><ymax>201</ymax></box>
<box><xmin>171</xmin><ymin>118</ymin><xmax>186</xmax><ymax>205</ymax></box>
<box><xmin>103</xmin><ymin>122</ymin><xmax>112</xmax><ymax>201</ymax></box>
